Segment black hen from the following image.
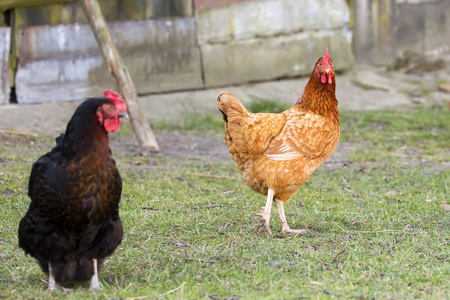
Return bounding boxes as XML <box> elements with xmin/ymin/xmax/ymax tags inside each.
<box><xmin>18</xmin><ymin>90</ymin><xmax>128</xmax><ymax>291</ymax></box>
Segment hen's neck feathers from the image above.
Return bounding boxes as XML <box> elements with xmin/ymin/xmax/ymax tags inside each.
<box><xmin>295</xmin><ymin>69</ymin><xmax>338</xmax><ymax>120</ymax></box>
<box><xmin>62</xmin><ymin>99</ymin><xmax>110</xmax><ymax>159</ymax></box>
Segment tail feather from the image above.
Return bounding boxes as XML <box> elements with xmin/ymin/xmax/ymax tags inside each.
<box><xmin>217</xmin><ymin>92</ymin><xmax>250</xmax><ymax>151</ymax></box>
<box><xmin>217</xmin><ymin>91</ymin><xmax>249</xmax><ymax>117</ymax></box>
<box><xmin>217</xmin><ymin>91</ymin><xmax>288</xmax><ymax>158</ymax></box>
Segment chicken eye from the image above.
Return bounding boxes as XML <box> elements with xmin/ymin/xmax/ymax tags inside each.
<box><xmin>105</xmin><ymin>105</ymin><xmax>112</xmax><ymax>111</ymax></box>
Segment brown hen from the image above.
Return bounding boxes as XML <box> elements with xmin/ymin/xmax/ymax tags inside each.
<box><xmin>217</xmin><ymin>49</ymin><xmax>340</xmax><ymax>237</ymax></box>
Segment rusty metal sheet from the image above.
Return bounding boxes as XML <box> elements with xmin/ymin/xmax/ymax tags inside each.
<box><xmin>15</xmin><ymin>17</ymin><xmax>203</xmax><ymax>104</ymax></box>
<box><xmin>0</xmin><ymin>27</ymin><xmax>11</xmax><ymax>105</ymax></box>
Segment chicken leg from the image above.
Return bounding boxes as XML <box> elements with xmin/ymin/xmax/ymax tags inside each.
<box><xmin>89</xmin><ymin>258</ymin><xmax>101</xmax><ymax>291</ymax></box>
<box><xmin>254</xmin><ymin>189</ymin><xmax>275</xmax><ymax>237</ymax></box>
<box><xmin>47</xmin><ymin>262</ymin><xmax>57</xmax><ymax>291</ymax></box>
<box><xmin>275</xmin><ymin>199</ymin><xmax>307</xmax><ymax>234</ymax></box>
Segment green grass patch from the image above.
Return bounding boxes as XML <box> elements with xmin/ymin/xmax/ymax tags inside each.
<box><xmin>0</xmin><ymin>104</ymin><xmax>448</xmax><ymax>299</ymax></box>
<box><xmin>340</xmin><ymin>106</ymin><xmax>449</xmax><ymax>162</ymax></box>
<box><xmin>248</xmin><ymin>99</ymin><xmax>291</xmax><ymax>113</ymax></box>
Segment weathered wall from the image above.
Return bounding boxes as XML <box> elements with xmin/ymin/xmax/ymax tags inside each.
<box><xmin>3</xmin><ymin>0</ymin><xmax>450</xmax><ymax>106</ymax></box>
<box><xmin>396</xmin><ymin>0</ymin><xmax>450</xmax><ymax>55</ymax></box>
<box><xmin>15</xmin><ymin>18</ymin><xmax>203</xmax><ymax>103</ymax></box>
<box><xmin>2</xmin><ymin>0</ymin><xmax>450</xmax><ymax>104</ymax></box>
<box><xmin>0</xmin><ymin>28</ymin><xmax>10</xmax><ymax>105</ymax></box>
<box><xmin>196</xmin><ymin>0</ymin><xmax>354</xmax><ymax>87</ymax></box>
<box><xmin>7</xmin><ymin>0</ymin><xmax>355</xmax><ymax>104</ymax></box>
<box><xmin>353</xmin><ymin>0</ymin><xmax>397</xmax><ymax>65</ymax></box>
<box><xmin>353</xmin><ymin>0</ymin><xmax>450</xmax><ymax>65</ymax></box>
<box><xmin>4</xmin><ymin>0</ymin><xmax>196</xmax><ymax>104</ymax></box>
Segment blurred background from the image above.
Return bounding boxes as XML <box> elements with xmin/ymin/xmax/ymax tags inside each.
<box><xmin>0</xmin><ymin>0</ymin><xmax>449</xmax><ymax>105</ymax></box>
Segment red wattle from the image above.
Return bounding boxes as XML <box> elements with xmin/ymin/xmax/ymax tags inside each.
<box><xmin>104</xmin><ymin>117</ymin><xmax>120</xmax><ymax>132</ymax></box>
<box><xmin>328</xmin><ymin>73</ymin><xmax>332</xmax><ymax>84</ymax></box>
<box><xmin>96</xmin><ymin>111</ymin><xmax>103</xmax><ymax>123</ymax></box>
<box><xmin>321</xmin><ymin>73</ymin><xmax>326</xmax><ymax>83</ymax></box>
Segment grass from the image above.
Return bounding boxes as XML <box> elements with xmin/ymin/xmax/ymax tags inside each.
<box><xmin>339</xmin><ymin>106</ymin><xmax>449</xmax><ymax>163</ymax></box>
<box><xmin>248</xmin><ymin>99</ymin><xmax>291</xmax><ymax>113</ymax></box>
<box><xmin>0</xmin><ymin>102</ymin><xmax>449</xmax><ymax>299</ymax></box>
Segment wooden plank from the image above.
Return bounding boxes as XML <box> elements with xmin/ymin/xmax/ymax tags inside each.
<box><xmin>98</xmin><ymin>0</ymin><xmax>119</xmax><ymax>22</ymax></box>
<box><xmin>60</xmin><ymin>2</ymin><xmax>85</xmax><ymax>24</ymax></box>
<box><xmin>151</xmin><ymin>0</ymin><xmax>193</xmax><ymax>17</ymax></box>
<box><xmin>9</xmin><ymin>9</ymin><xmax>18</xmax><ymax>89</ymax></box>
<box><xmin>0</xmin><ymin>0</ymin><xmax>75</xmax><ymax>10</ymax></box>
<box><xmin>119</xmin><ymin>0</ymin><xmax>146</xmax><ymax>21</ymax></box>
<box><xmin>0</xmin><ymin>28</ymin><xmax>11</xmax><ymax>105</ymax></box>
<box><xmin>15</xmin><ymin>5</ymin><xmax>62</xmax><ymax>26</ymax></box>
<box><xmin>79</xmin><ymin>0</ymin><xmax>160</xmax><ymax>152</ymax></box>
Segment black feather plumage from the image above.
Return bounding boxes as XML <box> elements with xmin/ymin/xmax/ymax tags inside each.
<box><xmin>18</xmin><ymin>98</ymin><xmax>123</xmax><ymax>286</ymax></box>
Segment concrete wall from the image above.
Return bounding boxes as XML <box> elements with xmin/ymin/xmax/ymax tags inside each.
<box><xmin>396</xmin><ymin>0</ymin><xmax>450</xmax><ymax>56</ymax></box>
<box><xmin>196</xmin><ymin>0</ymin><xmax>354</xmax><ymax>87</ymax></box>
<box><xmin>353</xmin><ymin>0</ymin><xmax>397</xmax><ymax>65</ymax></box>
<box><xmin>353</xmin><ymin>0</ymin><xmax>450</xmax><ymax>65</ymax></box>
<box><xmin>4</xmin><ymin>0</ymin><xmax>356</xmax><ymax>104</ymax></box>
<box><xmin>2</xmin><ymin>0</ymin><xmax>450</xmax><ymax>104</ymax></box>
<box><xmin>15</xmin><ymin>18</ymin><xmax>203</xmax><ymax>104</ymax></box>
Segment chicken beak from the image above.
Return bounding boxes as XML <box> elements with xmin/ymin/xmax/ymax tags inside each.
<box><xmin>118</xmin><ymin>112</ymin><xmax>129</xmax><ymax>119</ymax></box>
<box><xmin>324</xmin><ymin>67</ymin><xmax>331</xmax><ymax>74</ymax></box>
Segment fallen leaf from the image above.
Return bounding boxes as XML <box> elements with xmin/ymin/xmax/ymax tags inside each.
<box><xmin>439</xmin><ymin>204</ymin><xmax>450</xmax><ymax>212</ymax></box>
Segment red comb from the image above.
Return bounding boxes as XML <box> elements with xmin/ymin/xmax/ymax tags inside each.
<box><xmin>103</xmin><ymin>90</ymin><xmax>127</xmax><ymax>113</ymax></box>
<box><xmin>322</xmin><ymin>48</ymin><xmax>332</xmax><ymax>68</ymax></box>
<box><xmin>324</xmin><ymin>48</ymin><xmax>330</xmax><ymax>61</ymax></box>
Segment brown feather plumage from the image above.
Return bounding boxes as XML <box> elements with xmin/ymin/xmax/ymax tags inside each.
<box><xmin>18</xmin><ymin>97</ymin><xmax>126</xmax><ymax>290</ymax></box>
<box><xmin>217</xmin><ymin>49</ymin><xmax>340</xmax><ymax>236</ymax></box>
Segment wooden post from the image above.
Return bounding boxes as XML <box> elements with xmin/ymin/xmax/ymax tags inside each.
<box><xmin>79</xmin><ymin>0</ymin><xmax>160</xmax><ymax>152</ymax></box>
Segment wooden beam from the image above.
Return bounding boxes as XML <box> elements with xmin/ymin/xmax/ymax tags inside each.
<box><xmin>79</xmin><ymin>0</ymin><xmax>160</xmax><ymax>153</ymax></box>
<box><xmin>0</xmin><ymin>0</ymin><xmax>75</xmax><ymax>11</ymax></box>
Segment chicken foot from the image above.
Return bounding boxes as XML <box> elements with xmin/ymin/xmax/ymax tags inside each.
<box><xmin>254</xmin><ymin>189</ymin><xmax>275</xmax><ymax>237</ymax></box>
<box><xmin>275</xmin><ymin>199</ymin><xmax>307</xmax><ymax>234</ymax></box>
<box><xmin>89</xmin><ymin>258</ymin><xmax>101</xmax><ymax>291</ymax></box>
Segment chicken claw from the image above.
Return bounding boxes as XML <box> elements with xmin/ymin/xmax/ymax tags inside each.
<box><xmin>253</xmin><ymin>189</ymin><xmax>275</xmax><ymax>237</ymax></box>
<box><xmin>281</xmin><ymin>227</ymin><xmax>307</xmax><ymax>234</ymax></box>
<box><xmin>254</xmin><ymin>212</ymin><xmax>273</xmax><ymax>237</ymax></box>
<box><xmin>275</xmin><ymin>199</ymin><xmax>307</xmax><ymax>235</ymax></box>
